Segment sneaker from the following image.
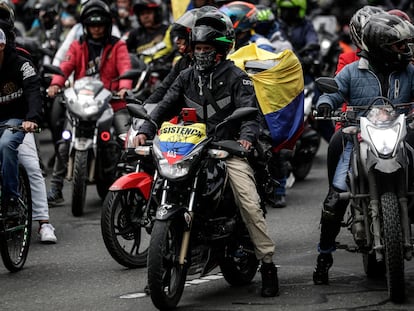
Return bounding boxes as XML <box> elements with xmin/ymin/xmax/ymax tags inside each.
<box><xmin>47</xmin><ymin>188</ymin><xmax>64</xmax><ymax>207</ymax></box>
<box><xmin>260</xmin><ymin>262</ymin><xmax>279</xmax><ymax>297</ymax></box>
<box><xmin>313</xmin><ymin>253</ymin><xmax>333</xmax><ymax>285</ymax></box>
<box><xmin>38</xmin><ymin>223</ymin><xmax>57</xmax><ymax>244</ymax></box>
<box><xmin>271</xmin><ymin>195</ymin><xmax>286</xmax><ymax>208</ymax></box>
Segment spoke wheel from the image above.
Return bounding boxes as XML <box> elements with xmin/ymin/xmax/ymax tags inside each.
<box><xmin>0</xmin><ymin>165</ymin><xmax>32</xmax><ymax>272</ymax></box>
<box><xmin>101</xmin><ymin>190</ymin><xmax>152</xmax><ymax>268</ymax></box>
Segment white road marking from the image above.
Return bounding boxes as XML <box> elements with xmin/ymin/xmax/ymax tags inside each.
<box><xmin>119</xmin><ymin>273</ymin><xmax>224</xmax><ymax>299</ymax></box>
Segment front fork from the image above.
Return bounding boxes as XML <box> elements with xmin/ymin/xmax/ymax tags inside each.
<box><xmin>159</xmin><ymin>177</ymin><xmax>199</xmax><ymax>265</ymax></box>
<box><xmin>367</xmin><ymin>168</ymin><xmax>413</xmax><ymax>261</ymax></box>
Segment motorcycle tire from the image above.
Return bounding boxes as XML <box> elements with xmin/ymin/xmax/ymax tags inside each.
<box><xmin>219</xmin><ymin>244</ymin><xmax>259</xmax><ymax>286</ymax></box>
<box><xmin>96</xmin><ymin>178</ymin><xmax>112</xmax><ymax>200</ymax></box>
<box><xmin>148</xmin><ymin>220</ymin><xmax>187</xmax><ymax>310</ymax></box>
<box><xmin>363</xmin><ymin>252</ymin><xmax>385</xmax><ymax>278</ymax></box>
<box><xmin>381</xmin><ymin>192</ymin><xmax>405</xmax><ymax>303</ymax></box>
<box><xmin>0</xmin><ymin>165</ymin><xmax>32</xmax><ymax>272</ymax></box>
<box><xmin>292</xmin><ymin>160</ymin><xmax>313</xmax><ymax>182</ymax></box>
<box><xmin>100</xmin><ymin>190</ymin><xmax>151</xmax><ymax>268</ymax></box>
<box><xmin>72</xmin><ymin>150</ymin><xmax>88</xmax><ymax>217</ymax></box>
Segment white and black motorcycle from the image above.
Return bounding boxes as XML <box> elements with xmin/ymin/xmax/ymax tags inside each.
<box><xmin>317</xmin><ymin>77</ymin><xmax>414</xmax><ymax>303</ymax></box>
<box><xmin>62</xmin><ymin>76</ymin><xmax>122</xmax><ymax>216</ymax></box>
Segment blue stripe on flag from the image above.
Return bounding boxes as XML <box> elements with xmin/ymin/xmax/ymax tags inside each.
<box><xmin>160</xmin><ymin>141</ymin><xmax>196</xmax><ymax>157</ymax></box>
<box><xmin>264</xmin><ymin>91</ymin><xmax>304</xmax><ymax>149</ymax></box>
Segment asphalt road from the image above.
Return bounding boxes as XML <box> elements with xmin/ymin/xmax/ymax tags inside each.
<box><xmin>1</xmin><ymin>130</ymin><xmax>414</xmax><ymax>311</ymax></box>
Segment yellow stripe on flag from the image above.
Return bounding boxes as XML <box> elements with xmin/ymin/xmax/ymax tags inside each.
<box><xmin>171</xmin><ymin>0</ymin><xmax>191</xmax><ymax>21</ymax></box>
<box><xmin>228</xmin><ymin>44</ymin><xmax>303</xmax><ymax>115</ymax></box>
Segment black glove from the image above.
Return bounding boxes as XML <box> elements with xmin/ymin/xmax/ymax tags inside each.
<box><xmin>317</xmin><ymin>103</ymin><xmax>332</xmax><ymax>118</ymax></box>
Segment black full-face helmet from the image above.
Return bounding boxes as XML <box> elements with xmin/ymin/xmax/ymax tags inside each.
<box><xmin>362</xmin><ymin>12</ymin><xmax>414</xmax><ymax>69</ymax></box>
<box><xmin>191</xmin><ymin>10</ymin><xmax>235</xmax><ymax>55</ymax></box>
<box><xmin>190</xmin><ymin>11</ymin><xmax>235</xmax><ymax>71</ymax></box>
<box><xmin>80</xmin><ymin>0</ymin><xmax>113</xmax><ymax>39</ymax></box>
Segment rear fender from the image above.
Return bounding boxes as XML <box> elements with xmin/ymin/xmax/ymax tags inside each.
<box><xmin>109</xmin><ymin>172</ymin><xmax>153</xmax><ymax>200</ymax></box>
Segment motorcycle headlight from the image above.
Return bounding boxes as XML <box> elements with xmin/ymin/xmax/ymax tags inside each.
<box><xmin>152</xmin><ymin>139</ymin><xmax>202</xmax><ymax>180</ymax></box>
<box><xmin>157</xmin><ymin>158</ymin><xmax>192</xmax><ymax>179</ymax></box>
<box><xmin>366</xmin><ymin>123</ymin><xmax>400</xmax><ymax>156</ymax></box>
<box><xmin>320</xmin><ymin>39</ymin><xmax>331</xmax><ymax>56</ymax></box>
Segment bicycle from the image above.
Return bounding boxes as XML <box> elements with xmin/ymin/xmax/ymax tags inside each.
<box><xmin>0</xmin><ymin>125</ymin><xmax>33</xmax><ymax>272</ymax></box>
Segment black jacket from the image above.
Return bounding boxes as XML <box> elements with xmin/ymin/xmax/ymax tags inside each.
<box><xmin>139</xmin><ymin>59</ymin><xmax>259</xmax><ymax>143</ymax></box>
<box><xmin>145</xmin><ymin>54</ymin><xmax>193</xmax><ymax>104</ymax></box>
<box><xmin>0</xmin><ymin>47</ymin><xmax>42</xmax><ymax>123</ymax></box>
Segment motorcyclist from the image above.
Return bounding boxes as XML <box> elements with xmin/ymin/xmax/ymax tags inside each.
<box><xmin>134</xmin><ymin>11</ymin><xmax>279</xmax><ymax>298</ymax></box>
<box><xmin>46</xmin><ymin>0</ymin><xmax>132</xmax><ymax>206</ymax></box>
<box><xmin>219</xmin><ymin>1</ymin><xmax>275</xmax><ymax>52</ymax></box>
<box><xmin>313</xmin><ymin>12</ymin><xmax>414</xmax><ymax>285</ymax></box>
<box><xmin>330</xmin><ymin>5</ymin><xmax>385</xmax><ymax>182</ymax></box>
<box><xmin>254</xmin><ymin>4</ymin><xmax>292</xmax><ymax>53</ymax></box>
<box><xmin>144</xmin><ymin>6</ymin><xmax>219</xmax><ymax>104</ymax></box>
<box><xmin>126</xmin><ymin>0</ymin><xmax>168</xmax><ymax>55</ymax></box>
<box><xmin>111</xmin><ymin>0</ymin><xmax>138</xmax><ymax>36</ymax></box>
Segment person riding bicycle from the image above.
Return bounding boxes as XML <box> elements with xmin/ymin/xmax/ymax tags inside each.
<box><xmin>134</xmin><ymin>11</ymin><xmax>279</xmax><ymax>298</ymax></box>
<box><xmin>46</xmin><ymin>0</ymin><xmax>132</xmax><ymax>206</ymax></box>
<box><xmin>0</xmin><ymin>27</ymin><xmax>42</xmax><ymax>220</ymax></box>
<box><xmin>313</xmin><ymin>12</ymin><xmax>414</xmax><ymax>285</ymax></box>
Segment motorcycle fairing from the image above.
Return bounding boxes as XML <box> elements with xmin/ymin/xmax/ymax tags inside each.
<box><xmin>109</xmin><ymin>172</ymin><xmax>153</xmax><ymax>200</ymax></box>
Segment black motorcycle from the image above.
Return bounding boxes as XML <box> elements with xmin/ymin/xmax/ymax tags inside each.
<box><xmin>134</xmin><ymin>106</ymin><xmax>261</xmax><ymax>310</ymax></box>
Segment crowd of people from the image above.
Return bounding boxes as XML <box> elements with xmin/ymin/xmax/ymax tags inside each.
<box><xmin>0</xmin><ymin>0</ymin><xmax>414</xmax><ymax>301</ymax></box>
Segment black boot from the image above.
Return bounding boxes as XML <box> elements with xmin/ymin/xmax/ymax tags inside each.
<box><xmin>260</xmin><ymin>262</ymin><xmax>279</xmax><ymax>297</ymax></box>
<box><xmin>313</xmin><ymin>253</ymin><xmax>333</xmax><ymax>285</ymax></box>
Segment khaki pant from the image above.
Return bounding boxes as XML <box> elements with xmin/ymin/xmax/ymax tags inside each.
<box><xmin>226</xmin><ymin>157</ymin><xmax>275</xmax><ymax>263</ymax></box>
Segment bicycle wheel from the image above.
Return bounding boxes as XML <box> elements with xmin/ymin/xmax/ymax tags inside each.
<box><xmin>0</xmin><ymin>165</ymin><xmax>32</xmax><ymax>272</ymax></box>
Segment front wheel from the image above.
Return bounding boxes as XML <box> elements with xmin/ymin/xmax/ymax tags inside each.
<box><xmin>381</xmin><ymin>192</ymin><xmax>405</xmax><ymax>303</ymax></box>
<box><xmin>101</xmin><ymin>190</ymin><xmax>152</xmax><ymax>268</ymax></box>
<box><xmin>292</xmin><ymin>160</ymin><xmax>313</xmax><ymax>181</ymax></box>
<box><xmin>0</xmin><ymin>165</ymin><xmax>32</xmax><ymax>272</ymax></box>
<box><xmin>72</xmin><ymin>150</ymin><xmax>89</xmax><ymax>217</ymax></box>
<box><xmin>148</xmin><ymin>220</ymin><xmax>187</xmax><ymax>310</ymax></box>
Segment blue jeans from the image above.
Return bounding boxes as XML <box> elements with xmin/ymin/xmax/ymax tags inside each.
<box><xmin>332</xmin><ymin>141</ymin><xmax>353</xmax><ymax>192</ymax></box>
<box><xmin>0</xmin><ymin>119</ymin><xmax>24</xmax><ymax>200</ymax></box>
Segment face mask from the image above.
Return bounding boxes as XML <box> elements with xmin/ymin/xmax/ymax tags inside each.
<box><xmin>193</xmin><ymin>50</ymin><xmax>217</xmax><ymax>71</ymax></box>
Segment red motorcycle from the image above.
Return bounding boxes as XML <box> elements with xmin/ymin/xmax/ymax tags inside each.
<box><xmin>100</xmin><ymin>103</ymin><xmax>158</xmax><ymax>268</ymax></box>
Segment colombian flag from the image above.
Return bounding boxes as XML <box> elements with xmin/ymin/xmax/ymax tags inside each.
<box><xmin>158</xmin><ymin>122</ymin><xmax>207</xmax><ymax>164</ymax></box>
<box><xmin>228</xmin><ymin>44</ymin><xmax>304</xmax><ymax>152</ymax></box>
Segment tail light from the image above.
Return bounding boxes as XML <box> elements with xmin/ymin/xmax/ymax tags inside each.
<box><xmin>100</xmin><ymin>131</ymin><xmax>111</xmax><ymax>142</ymax></box>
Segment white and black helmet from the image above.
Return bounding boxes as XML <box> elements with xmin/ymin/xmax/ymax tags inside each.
<box><xmin>349</xmin><ymin>5</ymin><xmax>384</xmax><ymax>50</ymax></box>
<box><xmin>362</xmin><ymin>12</ymin><xmax>414</xmax><ymax>67</ymax></box>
